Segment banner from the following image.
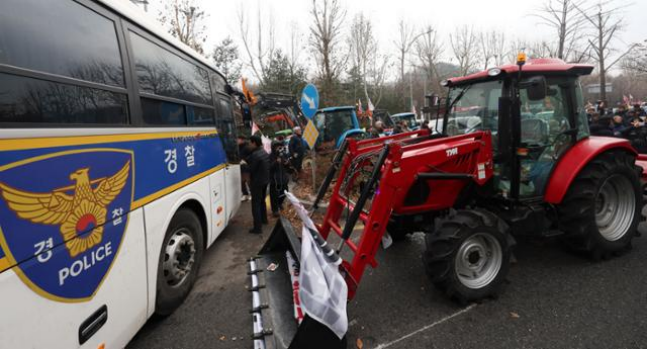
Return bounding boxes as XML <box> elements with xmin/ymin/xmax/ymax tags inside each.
<box><xmin>285</xmin><ymin>192</ymin><xmax>348</xmax><ymax>339</ymax></box>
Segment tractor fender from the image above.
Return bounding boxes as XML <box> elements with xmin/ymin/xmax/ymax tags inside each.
<box><xmin>636</xmin><ymin>154</ymin><xmax>647</xmax><ymax>183</ymax></box>
<box><xmin>336</xmin><ymin>129</ymin><xmax>365</xmax><ymax>148</ymax></box>
<box><xmin>544</xmin><ymin>136</ymin><xmax>637</xmax><ymax>204</ymax></box>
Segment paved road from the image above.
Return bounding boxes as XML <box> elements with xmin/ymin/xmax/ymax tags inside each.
<box><xmin>128</xmin><ymin>202</ymin><xmax>647</xmax><ymax>349</ymax></box>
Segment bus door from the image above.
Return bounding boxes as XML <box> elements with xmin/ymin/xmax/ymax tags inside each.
<box><xmin>214</xmin><ymin>96</ymin><xmax>241</xmax><ymax>237</ymax></box>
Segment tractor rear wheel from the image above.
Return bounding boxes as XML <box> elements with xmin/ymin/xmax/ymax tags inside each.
<box><xmin>558</xmin><ymin>150</ymin><xmax>641</xmax><ymax>259</ymax></box>
<box><xmin>423</xmin><ymin>209</ymin><xmax>512</xmax><ymax>303</ymax></box>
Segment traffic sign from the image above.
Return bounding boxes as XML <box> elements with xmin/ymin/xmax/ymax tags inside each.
<box><xmin>302</xmin><ymin>119</ymin><xmax>319</xmax><ymax>150</ymax></box>
<box><xmin>300</xmin><ymin>83</ymin><xmax>319</xmax><ymax>119</ymax></box>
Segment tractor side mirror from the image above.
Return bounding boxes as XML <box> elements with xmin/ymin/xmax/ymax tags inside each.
<box><xmin>521</xmin><ymin>76</ymin><xmax>547</xmax><ymax>101</ymax></box>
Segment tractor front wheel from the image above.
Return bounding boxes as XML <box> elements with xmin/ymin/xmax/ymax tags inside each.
<box><xmin>558</xmin><ymin>150</ymin><xmax>641</xmax><ymax>259</ymax></box>
<box><xmin>423</xmin><ymin>209</ymin><xmax>512</xmax><ymax>303</ymax></box>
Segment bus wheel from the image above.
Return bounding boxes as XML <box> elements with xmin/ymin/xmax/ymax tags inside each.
<box><xmin>155</xmin><ymin>208</ymin><xmax>204</xmax><ymax>316</ymax></box>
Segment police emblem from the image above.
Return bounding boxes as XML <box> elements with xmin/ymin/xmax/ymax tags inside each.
<box><xmin>0</xmin><ymin>149</ymin><xmax>134</xmax><ymax>302</ymax></box>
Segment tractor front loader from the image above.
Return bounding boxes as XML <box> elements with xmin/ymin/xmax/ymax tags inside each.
<box><xmin>247</xmin><ymin>56</ymin><xmax>643</xmax><ymax>348</ymax></box>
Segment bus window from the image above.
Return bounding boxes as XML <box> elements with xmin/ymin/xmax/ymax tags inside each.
<box><xmin>217</xmin><ymin>97</ymin><xmax>239</xmax><ymax>162</ymax></box>
<box><xmin>130</xmin><ymin>33</ymin><xmax>211</xmax><ymax>105</ymax></box>
<box><xmin>0</xmin><ymin>73</ymin><xmax>128</xmax><ymax>124</ymax></box>
<box><xmin>188</xmin><ymin>105</ymin><xmax>215</xmax><ymax>126</ymax></box>
<box><xmin>141</xmin><ymin>98</ymin><xmax>186</xmax><ymax>125</ymax></box>
<box><xmin>0</xmin><ymin>0</ymin><xmax>124</xmax><ymax>87</ymax></box>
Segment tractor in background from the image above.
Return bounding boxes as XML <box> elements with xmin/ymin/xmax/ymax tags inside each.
<box><xmin>247</xmin><ymin>56</ymin><xmax>644</xmax><ymax>349</ymax></box>
<box><xmin>312</xmin><ymin>106</ymin><xmax>366</xmax><ymax>149</ymax></box>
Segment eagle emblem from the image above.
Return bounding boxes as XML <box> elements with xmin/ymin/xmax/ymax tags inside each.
<box><xmin>0</xmin><ymin>161</ymin><xmax>130</xmax><ymax>257</ymax></box>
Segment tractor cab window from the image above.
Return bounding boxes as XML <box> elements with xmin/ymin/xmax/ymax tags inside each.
<box><xmin>315</xmin><ymin>109</ymin><xmax>355</xmax><ymax>144</ymax></box>
<box><xmin>446</xmin><ymin>80</ymin><xmax>502</xmax><ymax>138</ymax></box>
<box><xmin>517</xmin><ymin>79</ymin><xmax>573</xmax><ymax>197</ymax></box>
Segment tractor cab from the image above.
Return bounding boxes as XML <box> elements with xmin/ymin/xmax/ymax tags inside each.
<box><xmin>440</xmin><ymin>58</ymin><xmax>594</xmax><ymax>200</ymax></box>
<box><xmin>392</xmin><ymin>112</ymin><xmax>420</xmax><ymax>130</ymax></box>
<box><xmin>313</xmin><ymin>106</ymin><xmax>365</xmax><ymax>148</ymax></box>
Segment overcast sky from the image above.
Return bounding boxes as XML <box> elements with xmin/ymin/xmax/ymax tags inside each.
<box><xmin>138</xmin><ymin>0</ymin><xmax>646</xmax><ymax>79</ymax></box>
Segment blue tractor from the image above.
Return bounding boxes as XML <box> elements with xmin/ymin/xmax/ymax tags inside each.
<box><xmin>313</xmin><ymin>106</ymin><xmax>366</xmax><ymax>148</ymax></box>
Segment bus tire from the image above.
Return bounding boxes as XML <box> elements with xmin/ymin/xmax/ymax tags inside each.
<box><xmin>155</xmin><ymin>208</ymin><xmax>204</xmax><ymax>316</ymax></box>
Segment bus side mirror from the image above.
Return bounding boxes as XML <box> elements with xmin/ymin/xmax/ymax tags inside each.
<box><xmin>521</xmin><ymin>76</ymin><xmax>547</xmax><ymax>101</ymax></box>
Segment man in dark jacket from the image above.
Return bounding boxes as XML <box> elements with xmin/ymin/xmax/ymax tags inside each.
<box><xmin>246</xmin><ymin>135</ymin><xmax>270</xmax><ymax>234</ymax></box>
<box><xmin>237</xmin><ymin>136</ymin><xmax>251</xmax><ymax>201</ymax></box>
<box><xmin>623</xmin><ymin>116</ymin><xmax>647</xmax><ymax>153</ymax></box>
<box><xmin>269</xmin><ymin>141</ymin><xmax>291</xmax><ymax>217</ymax></box>
<box><xmin>590</xmin><ymin>115</ymin><xmax>614</xmax><ymax>136</ymax></box>
<box><xmin>288</xmin><ymin>127</ymin><xmax>305</xmax><ymax>175</ymax></box>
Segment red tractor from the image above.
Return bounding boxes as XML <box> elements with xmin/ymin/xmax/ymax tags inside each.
<box><xmin>248</xmin><ymin>57</ymin><xmax>644</xmax><ymax>349</ymax></box>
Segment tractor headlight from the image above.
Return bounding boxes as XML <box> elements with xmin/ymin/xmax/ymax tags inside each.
<box><xmin>487</xmin><ymin>68</ymin><xmax>502</xmax><ymax>77</ymax></box>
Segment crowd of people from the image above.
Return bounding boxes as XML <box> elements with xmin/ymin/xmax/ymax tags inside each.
<box><xmin>237</xmin><ymin>127</ymin><xmax>305</xmax><ymax>234</ymax></box>
<box><xmin>588</xmin><ymin>102</ymin><xmax>647</xmax><ymax>153</ymax></box>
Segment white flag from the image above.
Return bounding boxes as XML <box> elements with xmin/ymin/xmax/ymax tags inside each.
<box><xmin>285</xmin><ymin>192</ymin><xmax>348</xmax><ymax>339</ymax></box>
<box><xmin>251</xmin><ymin>121</ymin><xmax>260</xmax><ymax>135</ymax></box>
<box><xmin>367</xmin><ymin>98</ymin><xmax>375</xmax><ymax>112</ymax></box>
<box><xmin>261</xmin><ymin>135</ymin><xmax>272</xmax><ymax>154</ymax></box>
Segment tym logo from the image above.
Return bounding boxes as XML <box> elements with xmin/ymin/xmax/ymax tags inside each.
<box><xmin>446</xmin><ymin>147</ymin><xmax>458</xmax><ymax>157</ymax></box>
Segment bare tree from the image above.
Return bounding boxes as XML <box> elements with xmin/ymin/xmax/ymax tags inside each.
<box><xmin>621</xmin><ymin>40</ymin><xmax>647</xmax><ymax>77</ymax></box>
<box><xmin>532</xmin><ymin>0</ymin><xmax>590</xmax><ymax>61</ymax></box>
<box><xmin>393</xmin><ymin>20</ymin><xmax>418</xmax><ymax>106</ymax></box>
<box><xmin>159</xmin><ymin>0</ymin><xmax>207</xmax><ymax>54</ymax></box>
<box><xmin>237</xmin><ymin>4</ymin><xmax>276</xmax><ymax>85</ymax></box>
<box><xmin>287</xmin><ymin>21</ymin><xmax>306</xmax><ymax>84</ymax></box>
<box><xmin>576</xmin><ymin>2</ymin><xmax>637</xmax><ymax>101</ymax></box>
<box><xmin>450</xmin><ymin>25</ymin><xmax>479</xmax><ymax>76</ymax></box>
<box><xmin>415</xmin><ymin>26</ymin><xmax>444</xmax><ymax>87</ymax></box>
<box><xmin>309</xmin><ymin>0</ymin><xmax>347</xmax><ymax>103</ymax></box>
<box><xmin>348</xmin><ymin>14</ymin><xmax>389</xmax><ymax>106</ymax></box>
<box><xmin>478</xmin><ymin>30</ymin><xmax>507</xmax><ymax>69</ymax></box>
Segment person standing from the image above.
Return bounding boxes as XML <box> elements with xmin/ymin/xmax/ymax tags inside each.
<box><xmin>590</xmin><ymin>115</ymin><xmax>614</xmax><ymax>136</ymax></box>
<box><xmin>237</xmin><ymin>136</ymin><xmax>251</xmax><ymax>201</ymax></box>
<box><xmin>623</xmin><ymin>116</ymin><xmax>647</xmax><ymax>153</ymax></box>
<box><xmin>611</xmin><ymin>114</ymin><xmax>627</xmax><ymax>136</ymax></box>
<box><xmin>289</xmin><ymin>126</ymin><xmax>305</xmax><ymax>177</ymax></box>
<box><xmin>269</xmin><ymin>141</ymin><xmax>290</xmax><ymax>217</ymax></box>
<box><xmin>246</xmin><ymin>135</ymin><xmax>270</xmax><ymax>234</ymax></box>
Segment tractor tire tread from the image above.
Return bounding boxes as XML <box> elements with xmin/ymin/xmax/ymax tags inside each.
<box><xmin>423</xmin><ymin>209</ymin><xmax>512</xmax><ymax>304</ymax></box>
<box><xmin>558</xmin><ymin>150</ymin><xmax>641</xmax><ymax>258</ymax></box>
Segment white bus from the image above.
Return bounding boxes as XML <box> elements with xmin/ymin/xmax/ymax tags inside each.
<box><xmin>0</xmin><ymin>0</ymin><xmax>242</xmax><ymax>347</ymax></box>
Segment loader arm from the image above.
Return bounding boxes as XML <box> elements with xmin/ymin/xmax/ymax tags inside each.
<box><xmin>248</xmin><ymin>129</ymin><xmax>493</xmax><ymax>349</ymax></box>
<box><xmin>317</xmin><ymin>130</ymin><xmax>494</xmax><ymax>299</ymax></box>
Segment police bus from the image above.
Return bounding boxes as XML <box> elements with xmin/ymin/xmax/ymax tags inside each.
<box><xmin>0</xmin><ymin>0</ymin><xmax>241</xmax><ymax>347</ymax></box>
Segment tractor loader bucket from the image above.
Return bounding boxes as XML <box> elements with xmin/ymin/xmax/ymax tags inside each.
<box><xmin>248</xmin><ymin>217</ymin><xmax>347</xmax><ymax>349</ymax></box>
